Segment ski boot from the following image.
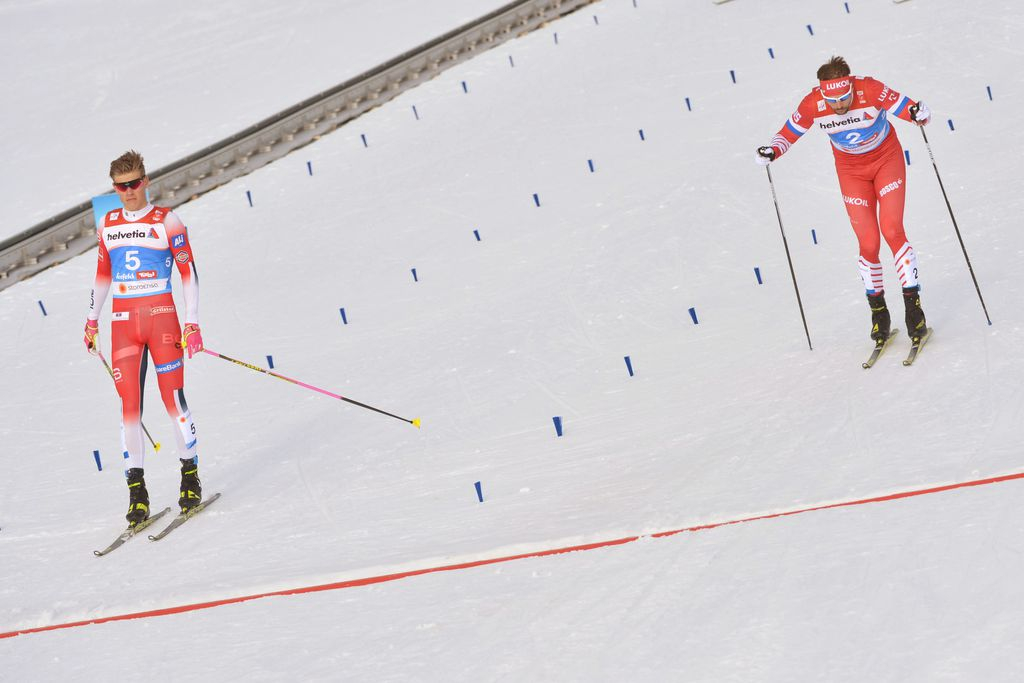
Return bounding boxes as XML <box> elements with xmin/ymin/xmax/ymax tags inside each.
<box><xmin>867</xmin><ymin>291</ymin><xmax>891</xmax><ymax>342</ymax></box>
<box><xmin>126</xmin><ymin>468</ymin><xmax>150</xmax><ymax>527</ymax></box>
<box><xmin>902</xmin><ymin>286</ymin><xmax>928</xmax><ymax>341</ymax></box>
<box><xmin>179</xmin><ymin>458</ymin><xmax>202</xmax><ymax>512</ymax></box>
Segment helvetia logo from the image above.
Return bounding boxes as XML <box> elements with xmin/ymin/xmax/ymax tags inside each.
<box><xmin>108</xmin><ymin>229</ymin><xmax>149</xmax><ymax>241</ymax></box>
<box><xmin>821</xmin><ymin>116</ymin><xmax>861</xmax><ymax>130</ymax></box>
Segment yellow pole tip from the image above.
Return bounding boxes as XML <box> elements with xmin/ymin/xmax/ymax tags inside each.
<box><xmin>412</xmin><ymin>418</ymin><xmax>422</xmax><ymax>429</ymax></box>
<box><xmin>155</xmin><ymin>443</ymin><xmax>162</xmax><ymax>452</ymax></box>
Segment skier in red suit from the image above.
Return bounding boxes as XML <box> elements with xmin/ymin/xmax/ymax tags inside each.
<box><xmin>84</xmin><ymin>150</ymin><xmax>204</xmax><ymax>526</ymax></box>
<box><xmin>755</xmin><ymin>56</ymin><xmax>931</xmax><ymax>346</ymax></box>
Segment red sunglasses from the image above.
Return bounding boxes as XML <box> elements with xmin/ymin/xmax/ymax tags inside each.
<box><xmin>113</xmin><ymin>177</ymin><xmax>145</xmax><ymax>192</ymax></box>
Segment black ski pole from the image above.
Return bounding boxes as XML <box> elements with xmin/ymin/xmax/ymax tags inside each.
<box><xmin>915</xmin><ymin>119</ymin><xmax>992</xmax><ymax>326</ymax></box>
<box><xmin>765</xmin><ymin>165</ymin><xmax>813</xmax><ymax>351</ymax></box>
<box><xmin>97</xmin><ymin>349</ymin><xmax>162</xmax><ymax>452</ymax></box>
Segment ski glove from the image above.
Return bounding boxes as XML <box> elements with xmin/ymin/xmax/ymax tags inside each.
<box><xmin>84</xmin><ymin>319</ymin><xmax>100</xmax><ymax>354</ymax></box>
<box><xmin>910</xmin><ymin>102</ymin><xmax>931</xmax><ymax>126</ymax></box>
<box><xmin>181</xmin><ymin>323</ymin><xmax>204</xmax><ymax>359</ymax></box>
<box><xmin>754</xmin><ymin>146</ymin><xmax>776</xmax><ymax>166</ymax></box>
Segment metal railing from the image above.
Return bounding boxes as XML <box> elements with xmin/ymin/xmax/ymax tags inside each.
<box><xmin>0</xmin><ymin>0</ymin><xmax>597</xmax><ymax>291</ymax></box>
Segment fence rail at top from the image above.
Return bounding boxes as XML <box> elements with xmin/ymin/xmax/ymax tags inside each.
<box><xmin>0</xmin><ymin>0</ymin><xmax>597</xmax><ymax>291</ymax></box>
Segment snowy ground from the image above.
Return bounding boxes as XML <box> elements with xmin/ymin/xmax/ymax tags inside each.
<box><xmin>0</xmin><ymin>0</ymin><xmax>511</xmax><ymax>238</ymax></box>
<box><xmin>2</xmin><ymin>0</ymin><xmax>1024</xmax><ymax>680</ymax></box>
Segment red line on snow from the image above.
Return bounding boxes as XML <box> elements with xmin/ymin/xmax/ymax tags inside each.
<box><xmin>4</xmin><ymin>470</ymin><xmax>1024</xmax><ymax>640</ymax></box>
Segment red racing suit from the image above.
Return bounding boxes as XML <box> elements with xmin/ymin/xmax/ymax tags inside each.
<box><xmin>767</xmin><ymin>76</ymin><xmax>921</xmax><ymax>293</ymax></box>
<box><xmin>88</xmin><ymin>204</ymin><xmax>199</xmax><ymax>470</ymax></box>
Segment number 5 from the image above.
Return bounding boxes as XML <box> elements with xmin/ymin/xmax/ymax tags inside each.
<box><xmin>125</xmin><ymin>249</ymin><xmax>141</xmax><ymax>271</ymax></box>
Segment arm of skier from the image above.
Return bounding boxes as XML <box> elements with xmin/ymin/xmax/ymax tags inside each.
<box><xmin>84</xmin><ymin>227</ymin><xmax>112</xmax><ymax>353</ymax></box>
<box><xmin>756</xmin><ymin>91</ymin><xmax>818</xmax><ymax>164</ymax></box>
<box><xmin>864</xmin><ymin>77</ymin><xmax>929</xmax><ymax>125</ymax></box>
<box><xmin>166</xmin><ymin>211</ymin><xmax>203</xmax><ymax>357</ymax></box>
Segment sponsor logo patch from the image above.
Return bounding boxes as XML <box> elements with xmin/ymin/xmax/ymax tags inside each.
<box><xmin>175</xmin><ymin>251</ymin><xmax>190</xmax><ymax>264</ymax></box>
<box><xmin>879</xmin><ymin>178</ymin><xmax>904</xmax><ymax>197</ymax></box>
<box><xmin>844</xmin><ymin>195</ymin><xmax>870</xmax><ymax>207</ymax></box>
<box><xmin>151</xmin><ymin>305</ymin><xmax>176</xmax><ymax>316</ymax></box>
<box><xmin>107</xmin><ymin>229</ymin><xmax>149</xmax><ymax>241</ymax></box>
<box><xmin>137</xmin><ymin>270</ymin><xmax>157</xmax><ymax>279</ymax></box>
<box><xmin>172</xmin><ymin>234</ymin><xmax>185</xmax><ymax>248</ymax></box>
<box><xmin>112</xmin><ymin>311</ymin><xmax>130</xmax><ymax>321</ymax></box>
<box><xmin>156</xmin><ymin>359</ymin><xmax>183</xmax><ymax>374</ymax></box>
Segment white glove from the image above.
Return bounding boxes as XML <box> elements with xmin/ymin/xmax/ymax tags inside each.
<box><xmin>911</xmin><ymin>102</ymin><xmax>931</xmax><ymax>126</ymax></box>
<box><xmin>754</xmin><ymin>146</ymin><xmax>776</xmax><ymax>166</ymax></box>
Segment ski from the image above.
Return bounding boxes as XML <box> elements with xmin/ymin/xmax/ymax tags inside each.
<box><xmin>148</xmin><ymin>492</ymin><xmax>222</xmax><ymax>542</ymax></box>
<box><xmin>862</xmin><ymin>329</ymin><xmax>899</xmax><ymax>369</ymax></box>
<box><xmin>93</xmin><ymin>507</ymin><xmax>172</xmax><ymax>557</ymax></box>
<box><xmin>903</xmin><ymin>327</ymin><xmax>933</xmax><ymax>366</ymax></box>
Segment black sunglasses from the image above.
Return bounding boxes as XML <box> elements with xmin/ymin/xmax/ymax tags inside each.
<box><xmin>113</xmin><ymin>177</ymin><xmax>145</xmax><ymax>192</ymax></box>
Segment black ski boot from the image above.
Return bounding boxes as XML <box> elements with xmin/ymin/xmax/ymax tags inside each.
<box><xmin>126</xmin><ymin>468</ymin><xmax>150</xmax><ymax>527</ymax></box>
<box><xmin>867</xmin><ymin>291</ymin><xmax>891</xmax><ymax>342</ymax></box>
<box><xmin>903</xmin><ymin>286</ymin><xmax>927</xmax><ymax>340</ymax></box>
<box><xmin>179</xmin><ymin>458</ymin><xmax>202</xmax><ymax>512</ymax></box>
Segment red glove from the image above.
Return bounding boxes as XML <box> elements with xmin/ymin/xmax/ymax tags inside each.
<box><xmin>181</xmin><ymin>323</ymin><xmax>204</xmax><ymax>359</ymax></box>
<box><xmin>84</xmin><ymin>320</ymin><xmax>100</xmax><ymax>354</ymax></box>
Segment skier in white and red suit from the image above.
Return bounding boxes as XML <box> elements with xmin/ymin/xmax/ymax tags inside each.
<box><xmin>83</xmin><ymin>150</ymin><xmax>204</xmax><ymax>527</ymax></box>
<box><xmin>755</xmin><ymin>55</ymin><xmax>931</xmax><ymax>344</ymax></box>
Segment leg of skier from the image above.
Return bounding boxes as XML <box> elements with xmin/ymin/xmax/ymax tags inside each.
<box><xmin>838</xmin><ymin>169</ymin><xmax>890</xmax><ymax>341</ymax></box>
<box><xmin>147</xmin><ymin>298</ymin><xmax>202</xmax><ymax>511</ymax></box>
<box><xmin>110</xmin><ymin>308</ymin><xmax>150</xmax><ymax>526</ymax></box>
<box><xmin>874</xmin><ymin>148</ymin><xmax>927</xmax><ymax>339</ymax></box>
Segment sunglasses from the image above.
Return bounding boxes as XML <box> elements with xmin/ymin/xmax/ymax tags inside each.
<box><xmin>113</xmin><ymin>177</ymin><xmax>145</xmax><ymax>192</ymax></box>
<box><xmin>823</xmin><ymin>90</ymin><xmax>853</xmax><ymax>104</ymax></box>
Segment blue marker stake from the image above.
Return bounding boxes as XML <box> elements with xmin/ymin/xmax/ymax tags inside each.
<box><xmin>554</xmin><ymin>32</ymin><xmax>559</xmax><ymax>44</ymax></box>
<box><xmin>639</xmin><ymin>129</ymin><xmax>645</xmax><ymax>141</ymax></box>
<box><xmin>474</xmin><ymin>481</ymin><xmax>484</xmax><ymax>503</ymax></box>
<box><xmin>807</xmin><ymin>24</ymin><xmax>814</xmax><ymax>36</ymax></box>
<box><xmin>904</xmin><ymin>149</ymin><xmax>911</xmax><ymax>165</ymax></box>
<box><xmin>769</xmin><ymin>47</ymin><xmax>775</xmax><ymax>59</ymax></box>
<box><xmin>685</xmin><ymin>97</ymin><xmax>692</xmax><ymax>111</ymax></box>
<box><xmin>461</xmin><ymin>81</ymin><xmax>468</xmax><ymax>94</ymax></box>
<box><xmin>509</xmin><ymin>55</ymin><xmax>515</xmax><ymax>68</ymax></box>
<box><xmin>730</xmin><ymin>69</ymin><xmax>736</xmax><ymax>84</ymax></box>
<box><xmin>306</xmin><ymin>161</ymin><xmax>313</xmax><ymax>176</ymax></box>
<box><xmin>624</xmin><ymin>356</ymin><xmax>634</xmax><ymax>377</ymax></box>
<box><xmin>339</xmin><ymin>307</ymin><xmax>348</xmax><ymax>324</ymax></box>
<box><xmin>845</xmin><ymin>2</ymin><xmax>850</xmax><ymax>13</ymax></box>
<box><xmin>473</xmin><ymin>229</ymin><xmax>481</xmax><ymax>241</ymax></box>
<box><xmin>689</xmin><ymin>307</ymin><xmax>699</xmax><ymax>325</ymax></box>
<box><xmin>593</xmin><ymin>15</ymin><xmax>599</xmax><ymax>25</ymax></box>
<box><xmin>948</xmin><ymin>119</ymin><xmax>955</xmax><ymax>131</ymax></box>
<box><xmin>812</xmin><ymin>229</ymin><xmax>818</xmax><ymax>244</ymax></box>
<box><xmin>754</xmin><ymin>267</ymin><xmax>763</xmax><ymax>285</ymax></box>
<box><xmin>412</xmin><ymin>105</ymin><xmax>420</xmax><ymax>120</ymax></box>
<box><xmin>246</xmin><ymin>190</ymin><xmax>253</xmax><ymax>207</ymax></box>
<box><xmin>587</xmin><ymin>159</ymin><xmax>595</xmax><ymax>173</ymax></box>
<box><xmin>533</xmin><ymin>193</ymin><xmax>541</xmax><ymax>207</ymax></box>
<box><xmin>361</xmin><ymin>133</ymin><xmax>368</xmax><ymax>147</ymax></box>
<box><xmin>633</xmin><ymin>0</ymin><xmax>637</xmax><ymax>6</ymax></box>
<box><xmin>552</xmin><ymin>416</ymin><xmax>563</xmax><ymax>437</ymax></box>
<box><xmin>94</xmin><ymin>450</ymin><xmax>102</xmax><ymax>471</ymax></box>
<box><xmin>987</xmin><ymin>85</ymin><xmax>993</xmax><ymax>101</ymax></box>
<box><xmin>38</xmin><ymin>300</ymin><xmax>47</xmax><ymax>316</ymax></box>
<box><xmin>411</xmin><ymin>268</ymin><xmax>418</xmax><ymax>282</ymax></box>
<box><xmin>267</xmin><ymin>355</ymin><xmax>275</xmax><ymax>369</ymax></box>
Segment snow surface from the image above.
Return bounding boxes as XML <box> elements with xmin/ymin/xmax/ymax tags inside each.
<box><xmin>0</xmin><ymin>0</ymin><xmax>511</xmax><ymax>238</ymax></box>
<box><xmin>2</xmin><ymin>0</ymin><xmax>1024</xmax><ymax>680</ymax></box>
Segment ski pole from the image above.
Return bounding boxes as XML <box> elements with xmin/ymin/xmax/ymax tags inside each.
<box><xmin>201</xmin><ymin>348</ymin><xmax>421</xmax><ymax>428</ymax></box>
<box><xmin>96</xmin><ymin>348</ymin><xmax>162</xmax><ymax>452</ymax></box>
<box><xmin>765</xmin><ymin>165</ymin><xmax>813</xmax><ymax>351</ymax></box>
<box><xmin>915</xmin><ymin>120</ymin><xmax>992</xmax><ymax>326</ymax></box>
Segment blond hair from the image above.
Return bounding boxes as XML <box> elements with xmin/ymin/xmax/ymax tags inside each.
<box><xmin>109</xmin><ymin>150</ymin><xmax>146</xmax><ymax>179</ymax></box>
